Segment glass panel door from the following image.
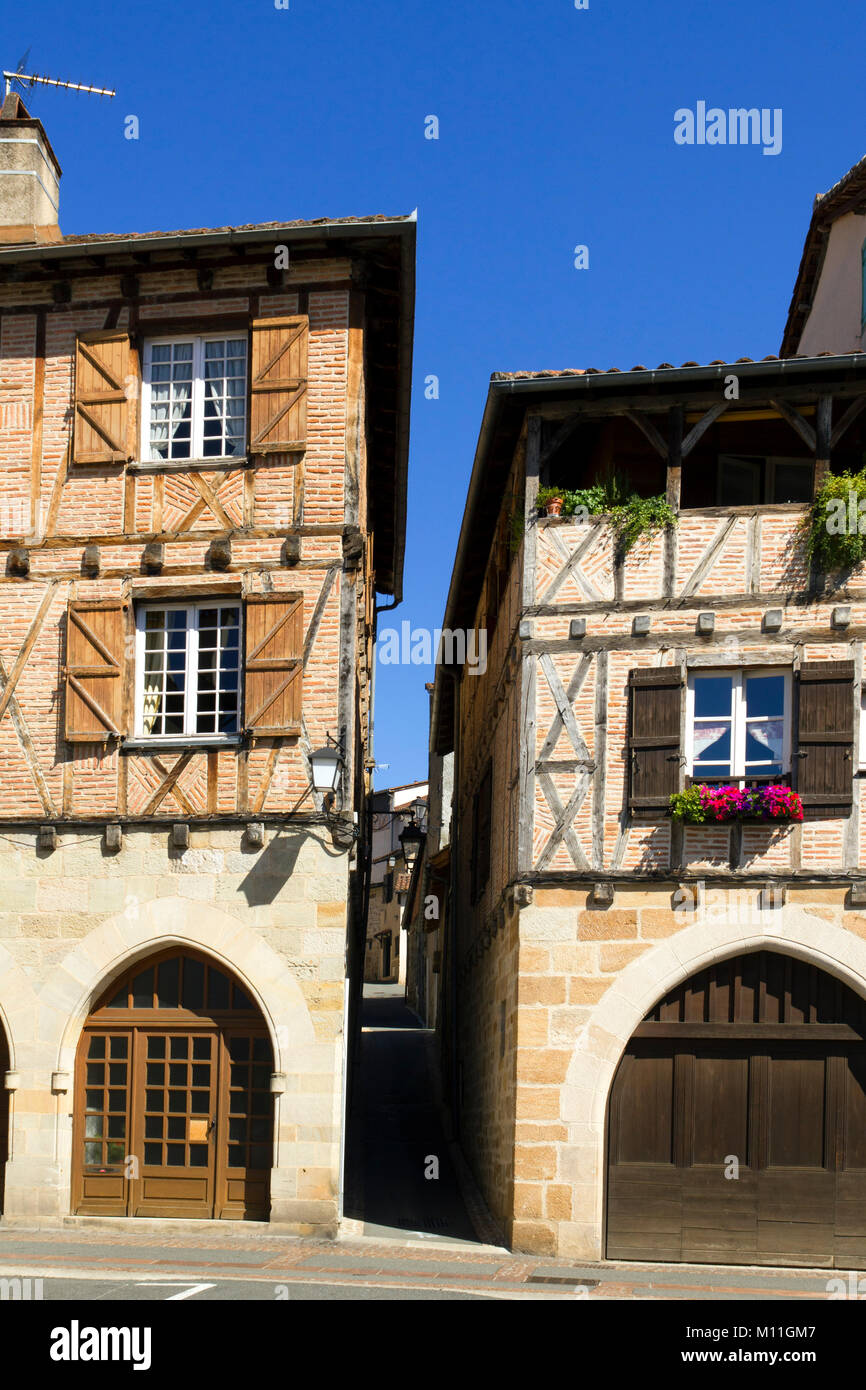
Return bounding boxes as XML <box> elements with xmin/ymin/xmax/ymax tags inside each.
<box><xmin>81</xmin><ymin>1032</ymin><xmax>130</xmax><ymax>1172</ymax></box>
<box><xmin>74</xmin><ymin>1031</ymin><xmax>132</xmax><ymax>1214</ymax></box>
<box><xmin>129</xmin><ymin>1030</ymin><xmax>218</xmax><ymax>1217</ymax></box>
<box><xmin>215</xmin><ymin>1032</ymin><xmax>273</xmax><ymax>1219</ymax></box>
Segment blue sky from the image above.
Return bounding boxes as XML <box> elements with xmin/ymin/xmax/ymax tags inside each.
<box><xmin>4</xmin><ymin>0</ymin><xmax>863</xmax><ymax>786</ymax></box>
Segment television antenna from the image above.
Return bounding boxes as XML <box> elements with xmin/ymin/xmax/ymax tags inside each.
<box><xmin>4</xmin><ymin>55</ymin><xmax>115</xmax><ymax>100</ymax></box>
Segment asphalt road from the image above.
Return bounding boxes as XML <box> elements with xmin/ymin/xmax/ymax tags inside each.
<box><xmin>28</xmin><ymin>1277</ymin><xmax>491</xmax><ymax>1300</ymax></box>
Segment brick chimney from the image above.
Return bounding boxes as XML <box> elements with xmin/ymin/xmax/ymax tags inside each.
<box><xmin>0</xmin><ymin>90</ymin><xmax>62</xmax><ymax>244</ymax></box>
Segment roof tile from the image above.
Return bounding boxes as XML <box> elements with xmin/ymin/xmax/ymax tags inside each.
<box><xmin>56</xmin><ymin>212</ymin><xmax>407</xmax><ymax>247</ymax></box>
<box><xmin>492</xmin><ymin>350</ymin><xmax>862</xmax><ymax>382</ymax></box>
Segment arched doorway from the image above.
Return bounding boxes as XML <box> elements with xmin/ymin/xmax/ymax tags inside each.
<box><xmin>606</xmin><ymin>950</ymin><xmax>866</xmax><ymax>1268</ymax></box>
<box><xmin>72</xmin><ymin>948</ymin><xmax>273</xmax><ymax>1220</ymax></box>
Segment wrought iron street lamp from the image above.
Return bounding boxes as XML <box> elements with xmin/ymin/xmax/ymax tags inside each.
<box><xmin>398</xmin><ymin>818</ymin><xmax>425</xmax><ymax>871</ymax></box>
<box><xmin>309</xmin><ymin>740</ymin><xmax>343</xmax><ymax>813</ymax></box>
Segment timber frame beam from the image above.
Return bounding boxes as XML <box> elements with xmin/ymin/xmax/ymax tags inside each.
<box><xmin>533</xmin><ymin>376</ymin><xmax>866</xmax><ymax>423</ymax></box>
<box><xmin>525</xmin><ymin>624</ymin><xmax>866</xmax><ymax>654</ymax></box>
<box><xmin>539</xmin><ymin>384</ymin><xmax>866</xmax><ymax>508</ymax></box>
<box><xmin>515</xmin><ymin>868</ymin><xmax>866</xmax><ymax>886</ymax></box>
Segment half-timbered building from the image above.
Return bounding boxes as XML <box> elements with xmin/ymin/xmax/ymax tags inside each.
<box><xmin>365</xmin><ymin>782</ymin><xmax>427</xmax><ymax>984</ymax></box>
<box><xmin>782</xmin><ymin>148</ymin><xmax>866</xmax><ymax>357</ymax></box>
<box><xmin>431</xmin><ymin>350</ymin><xmax>866</xmax><ymax>1266</ymax></box>
<box><xmin>0</xmin><ymin>91</ymin><xmax>414</xmax><ymax>1229</ymax></box>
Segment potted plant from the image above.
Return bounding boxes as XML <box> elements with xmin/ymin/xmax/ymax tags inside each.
<box><xmin>537</xmin><ymin>472</ymin><xmax>677</xmax><ymax>550</ymax></box>
<box><xmin>537</xmin><ymin>485</ymin><xmax>565</xmax><ymax>517</ymax></box>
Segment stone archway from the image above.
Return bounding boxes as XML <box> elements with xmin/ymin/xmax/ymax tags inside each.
<box><xmin>0</xmin><ymin>943</ymin><xmax>38</xmax><ymax>1218</ymax></box>
<box><xmin>558</xmin><ymin>906</ymin><xmax>866</xmax><ymax>1261</ymax></box>
<box><xmin>46</xmin><ymin>896</ymin><xmax>316</xmax><ymax>1076</ymax></box>
<box><xmin>72</xmin><ymin>945</ymin><xmax>276</xmax><ymax>1219</ymax></box>
<box><xmin>33</xmin><ymin>897</ymin><xmax>321</xmax><ymax>1224</ymax></box>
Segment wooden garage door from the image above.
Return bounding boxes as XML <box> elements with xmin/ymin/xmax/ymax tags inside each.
<box><xmin>606</xmin><ymin>951</ymin><xmax>866</xmax><ymax>1268</ymax></box>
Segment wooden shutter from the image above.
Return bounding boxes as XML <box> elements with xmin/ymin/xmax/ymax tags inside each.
<box><xmin>796</xmin><ymin>660</ymin><xmax>854</xmax><ymax>818</ymax></box>
<box><xmin>65</xmin><ymin>601</ymin><xmax>126</xmax><ymax>742</ymax></box>
<box><xmin>73</xmin><ymin>331</ymin><xmax>133</xmax><ymax>464</ymax></box>
<box><xmin>628</xmin><ymin>667</ymin><xmax>684</xmax><ymax>818</ymax></box>
<box><xmin>244</xmin><ymin>594</ymin><xmax>303</xmax><ymax>735</ymax></box>
<box><xmin>249</xmin><ymin>316</ymin><xmax>308</xmax><ymax>453</ymax></box>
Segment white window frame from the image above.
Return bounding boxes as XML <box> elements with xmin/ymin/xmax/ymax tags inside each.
<box><xmin>686</xmin><ymin>668</ymin><xmax>792</xmax><ymax>782</ymax></box>
<box><xmin>140</xmin><ymin>333</ymin><xmax>248</xmax><ymax>464</ymax></box>
<box><xmin>133</xmin><ymin>600</ymin><xmax>243</xmax><ymax>744</ymax></box>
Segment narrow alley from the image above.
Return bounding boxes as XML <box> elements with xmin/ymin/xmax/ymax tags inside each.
<box><xmin>343</xmin><ymin>984</ymin><xmax>482</xmax><ymax>1244</ymax></box>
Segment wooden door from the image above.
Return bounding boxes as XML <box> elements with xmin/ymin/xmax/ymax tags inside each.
<box><xmin>72</xmin><ymin>950</ymin><xmax>273</xmax><ymax>1221</ymax></box>
<box><xmin>681</xmin><ymin>1047</ymin><xmax>756</xmax><ymax>1264</ymax></box>
<box><xmin>836</xmin><ymin>1047</ymin><xmax>866</xmax><ymax>1266</ymax></box>
<box><xmin>129</xmin><ymin>1030</ymin><xmax>219</xmax><ymax>1218</ymax></box>
<box><xmin>215</xmin><ymin>1031</ymin><xmax>273</xmax><ymax>1219</ymax></box>
<box><xmin>74</xmin><ymin>1030</ymin><xmax>133</xmax><ymax>1215</ymax></box>
<box><xmin>606</xmin><ymin>952</ymin><xmax>866</xmax><ymax>1268</ymax></box>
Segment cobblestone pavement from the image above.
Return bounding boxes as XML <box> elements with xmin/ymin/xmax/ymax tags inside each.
<box><xmin>0</xmin><ymin>1224</ymin><xmax>844</xmax><ymax>1299</ymax></box>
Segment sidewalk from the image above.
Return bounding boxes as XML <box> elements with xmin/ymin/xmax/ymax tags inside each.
<box><xmin>0</xmin><ymin>1222</ymin><xmax>844</xmax><ymax>1299</ymax></box>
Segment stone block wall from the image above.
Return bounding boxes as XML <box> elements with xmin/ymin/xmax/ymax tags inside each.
<box><xmin>458</xmin><ymin>884</ymin><xmax>866</xmax><ymax>1256</ymax></box>
<box><xmin>0</xmin><ymin>822</ymin><xmax>349</xmax><ymax>1229</ymax></box>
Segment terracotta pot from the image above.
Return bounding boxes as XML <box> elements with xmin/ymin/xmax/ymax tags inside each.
<box><xmin>545</xmin><ymin>497</ymin><xmax>564</xmax><ymax>517</ymax></box>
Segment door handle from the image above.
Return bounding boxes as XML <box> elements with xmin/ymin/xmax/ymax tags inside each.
<box><xmin>206</xmin><ymin>1118</ymin><xmax>215</xmax><ymax>1139</ymax></box>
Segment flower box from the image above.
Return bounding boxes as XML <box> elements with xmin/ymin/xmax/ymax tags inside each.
<box><xmin>670</xmin><ymin>783</ymin><xmax>803</xmax><ymax>825</ymax></box>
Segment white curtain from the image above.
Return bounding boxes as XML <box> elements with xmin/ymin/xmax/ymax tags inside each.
<box><xmin>171</xmin><ymin>380</ymin><xmax>191</xmax><ymax>452</ymax></box>
<box><xmin>142</xmin><ymin>656</ymin><xmax>162</xmax><ymax>735</ymax></box>
<box><xmin>692</xmin><ymin>723</ymin><xmax>729</xmax><ymax>759</ymax></box>
<box><xmin>747</xmin><ymin>720</ymin><xmax>783</xmax><ymax>760</ymax></box>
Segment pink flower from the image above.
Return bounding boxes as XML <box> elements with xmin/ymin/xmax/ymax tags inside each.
<box><xmin>694</xmin><ymin>783</ymin><xmax>803</xmax><ymax>823</ymax></box>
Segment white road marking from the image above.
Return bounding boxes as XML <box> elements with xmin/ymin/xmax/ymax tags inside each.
<box><xmin>134</xmin><ymin>1281</ymin><xmax>216</xmax><ymax>1300</ymax></box>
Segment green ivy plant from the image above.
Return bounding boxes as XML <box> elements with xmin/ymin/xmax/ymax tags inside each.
<box><xmin>668</xmin><ymin>787</ymin><xmax>708</xmax><ymax>824</ymax></box>
<box><xmin>804</xmin><ymin>468</ymin><xmax>866</xmax><ymax>573</ymax></box>
<box><xmin>508</xmin><ymin>505</ymin><xmax>525</xmax><ymax>554</ymax></box>
<box><xmin>607</xmin><ymin>493</ymin><xmax>678</xmax><ymax>554</ymax></box>
<box><xmin>539</xmin><ymin>472</ymin><xmax>677</xmax><ymax>555</ymax></box>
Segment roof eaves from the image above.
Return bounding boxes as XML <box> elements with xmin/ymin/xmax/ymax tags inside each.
<box><xmin>0</xmin><ymin>212</ymin><xmax>417</xmax><ymax>264</ymax></box>
<box><xmin>488</xmin><ymin>351</ymin><xmax>866</xmax><ymax>394</ymax></box>
<box><xmin>386</xmin><ymin>212</ymin><xmax>416</xmax><ymax>604</ymax></box>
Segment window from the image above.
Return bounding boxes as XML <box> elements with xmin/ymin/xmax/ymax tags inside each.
<box><xmin>862</xmin><ymin>238</ymin><xmax>866</xmax><ymax>329</ymax></box>
<box><xmin>135</xmin><ymin>602</ymin><xmax>241</xmax><ymax>741</ymax></box>
<box><xmin>717</xmin><ymin>456</ymin><xmax>813</xmax><ymax>505</ymax></box>
<box><xmin>142</xmin><ymin>335</ymin><xmax>248</xmax><ymax>462</ymax></box>
<box><xmin>687</xmin><ymin>669</ymin><xmax>791</xmax><ymax>783</ymax></box>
